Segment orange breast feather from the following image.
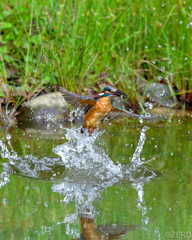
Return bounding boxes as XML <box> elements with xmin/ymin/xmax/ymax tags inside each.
<box><xmin>83</xmin><ymin>97</ymin><xmax>112</xmax><ymax>128</ymax></box>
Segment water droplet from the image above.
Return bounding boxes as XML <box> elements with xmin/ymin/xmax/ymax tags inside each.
<box><xmin>160</xmin><ymin>90</ymin><xmax>165</xmax><ymax>96</ymax></box>
<box><xmin>149</xmin><ymin>104</ymin><xmax>153</xmax><ymax>110</ymax></box>
<box><xmin>161</xmin><ymin>67</ymin><xmax>165</xmax><ymax>72</ymax></box>
<box><xmin>186</xmin><ymin>22</ymin><xmax>192</xmax><ymax>28</ymax></box>
<box><xmin>6</xmin><ymin>134</ymin><xmax>11</xmax><ymax>140</ymax></box>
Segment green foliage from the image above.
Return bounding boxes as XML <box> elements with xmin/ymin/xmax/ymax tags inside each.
<box><xmin>0</xmin><ymin>0</ymin><xmax>192</xmax><ymax>107</ymax></box>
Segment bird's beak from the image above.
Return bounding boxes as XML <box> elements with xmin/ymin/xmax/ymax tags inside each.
<box><xmin>110</xmin><ymin>90</ymin><xmax>128</xmax><ymax>98</ymax></box>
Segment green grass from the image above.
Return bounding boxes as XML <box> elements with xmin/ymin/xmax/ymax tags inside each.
<box><xmin>0</xmin><ymin>0</ymin><xmax>192</xmax><ymax>109</ymax></box>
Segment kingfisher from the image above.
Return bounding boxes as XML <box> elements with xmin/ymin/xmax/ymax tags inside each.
<box><xmin>60</xmin><ymin>86</ymin><xmax>148</xmax><ymax>134</ymax></box>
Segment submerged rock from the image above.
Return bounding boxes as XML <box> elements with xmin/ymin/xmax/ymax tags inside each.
<box><xmin>17</xmin><ymin>92</ymin><xmax>68</xmax><ymax>127</ymax></box>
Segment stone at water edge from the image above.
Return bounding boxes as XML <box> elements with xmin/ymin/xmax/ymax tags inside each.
<box><xmin>139</xmin><ymin>80</ymin><xmax>180</xmax><ymax>108</ymax></box>
<box><xmin>17</xmin><ymin>92</ymin><xmax>69</xmax><ymax>127</ymax></box>
<box><xmin>0</xmin><ymin>112</ymin><xmax>17</xmax><ymax>128</ymax></box>
<box><xmin>148</xmin><ymin>107</ymin><xmax>188</xmax><ymax>118</ymax></box>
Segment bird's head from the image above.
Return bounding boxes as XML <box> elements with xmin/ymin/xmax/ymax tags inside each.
<box><xmin>99</xmin><ymin>86</ymin><xmax>128</xmax><ymax>98</ymax></box>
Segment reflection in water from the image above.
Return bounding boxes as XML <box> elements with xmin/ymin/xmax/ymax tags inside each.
<box><xmin>0</xmin><ymin>125</ymin><xmax>156</xmax><ymax>239</ymax></box>
<box><xmin>79</xmin><ymin>212</ymin><xmax>138</xmax><ymax>240</ymax></box>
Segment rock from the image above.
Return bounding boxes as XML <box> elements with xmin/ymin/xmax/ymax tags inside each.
<box><xmin>0</xmin><ymin>112</ymin><xmax>17</xmax><ymax>128</ymax></box>
<box><xmin>110</xmin><ymin>96</ymin><xmax>130</xmax><ymax>110</ymax></box>
<box><xmin>0</xmin><ymin>112</ymin><xmax>8</xmax><ymax>126</ymax></box>
<box><xmin>139</xmin><ymin>80</ymin><xmax>180</xmax><ymax>108</ymax></box>
<box><xmin>17</xmin><ymin>92</ymin><xmax>68</xmax><ymax>127</ymax></box>
<box><xmin>148</xmin><ymin>107</ymin><xmax>188</xmax><ymax>118</ymax></box>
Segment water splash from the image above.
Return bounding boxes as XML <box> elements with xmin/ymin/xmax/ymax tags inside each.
<box><xmin>131</xmin><ymin>126</ymin><xmax>148</xmax><ymax>165</ymax></box>
<box><xmin>120</xmin><ymin>126</ymin><xmax>156</xmax><ymax>183</ymax></box>
<box><xmin>132</xmin><ymin>182</ymin><xmax>149</xmax><ymax>227</ymax></box>
<box><xmin>0</xmin><ymin>125</ymin><xmax>155</xmax><ymax>227</ymax></box>
<box><xmin>0</xmin><ymin>135</ymin><xmax>62</xmax><ymax>183</ymax></box>
<box><xmin>52</xmin><ymin>126</ymin><xmax>124</xmax><ymax>214</ymax></box>
<box><xmin>53</xmin><ymin>126</ymin><xmax>123</xmax><ymax>178</ymax></box>
<box><xmin>52</xmin><ymin>125</ymin><xmax>155</xmax><ymax>216</ymax></box>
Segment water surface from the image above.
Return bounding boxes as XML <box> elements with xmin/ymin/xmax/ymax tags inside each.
<box><xmin>0</xmin><ymin>116</ymin><xmax>192</xmax><ymax>240</ymax></box>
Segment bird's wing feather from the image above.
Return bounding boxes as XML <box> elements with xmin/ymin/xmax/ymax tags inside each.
<box><xmin>107</xmin><ymin>106</ymin><xmax>149</xmax><ymax>119</ymax></box>
<box><xmin>60</xmin><ymin>89</ymin><xmax>96</xmax><ymax>108</ymax></box>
